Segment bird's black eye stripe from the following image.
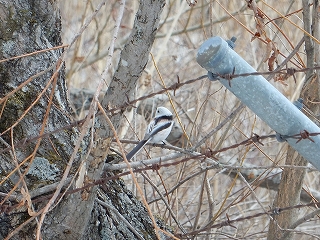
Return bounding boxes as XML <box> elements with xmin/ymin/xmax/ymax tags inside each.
<box><xmin>154</xmin><ymin>115</ymin><xmax>173</xmax><ymax>125</ymax></box>
<box><xmin>162</xmin><ymin>115</ymin><xmax>173</xmax><ymax>121</ymax></box>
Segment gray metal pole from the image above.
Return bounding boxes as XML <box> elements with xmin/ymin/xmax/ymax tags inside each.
<box><xmin>196</xmin><ymin>36</ymin><xmax>320</xmax><ymax>170</ymax></box>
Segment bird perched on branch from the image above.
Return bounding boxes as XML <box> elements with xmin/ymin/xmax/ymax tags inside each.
<box><xmin>126</xmin><ymin>107</ymin><xmax>174</xmax><ymax>161</ymax></box>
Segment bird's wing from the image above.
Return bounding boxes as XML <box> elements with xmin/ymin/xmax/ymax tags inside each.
<box><xmin>148</xmin><ymin>121</ymin><xmax>172</xmax><ymax>139</ymax></box>
<box><xmin>145</xmin><ymin>119</ymin><xmax>156</xmax><ymax>138</ymax></box>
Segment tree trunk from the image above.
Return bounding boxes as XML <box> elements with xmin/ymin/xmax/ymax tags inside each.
<box><xmin>0</xmin><ymin>0</ymin><xmax>167</xmax><ymax>239</ymax></box>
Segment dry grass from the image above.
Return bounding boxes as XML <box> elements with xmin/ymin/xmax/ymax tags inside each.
<box><xmin>61</xmin><ymin>0</ymin><xmax>320</xmax><ymax>239</ymax></box>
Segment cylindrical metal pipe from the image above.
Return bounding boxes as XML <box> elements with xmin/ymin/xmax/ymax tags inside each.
<box><xmin>197</xmin><ymin>36</ymin><xmax>320</xmax><ymax>170</ymax></box>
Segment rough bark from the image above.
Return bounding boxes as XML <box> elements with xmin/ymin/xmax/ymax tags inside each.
<box><xmin>0</xmin><ymin>0</ymin><xmax>77</xmax><ymax>238</ymax></box>
<box><xmin>0</xmin><ymin>0</ymin><xmax>167</xmax><ymax>239</ymax></box>
<box><xmin>0</xmin><ymin>0</ymin><xmax>73</xmax><ymax>177</ymax></box>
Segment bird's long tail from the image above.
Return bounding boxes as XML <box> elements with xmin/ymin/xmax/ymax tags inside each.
<box><xmin>126</xmin><ymin>139</ymin><xmax>150</xmax><ymax>161</ymax></box>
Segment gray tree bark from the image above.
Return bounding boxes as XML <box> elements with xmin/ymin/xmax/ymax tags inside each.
<box><xmin>0</xmin><ymin>0</ymin><xmax>167</xmax><ymax>239</ymax></box>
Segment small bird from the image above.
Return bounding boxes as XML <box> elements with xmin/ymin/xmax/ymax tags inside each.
<box><xmin>126</xmin><ymin>107</ymin><xmax>174</xmax><ymax>161</ymax></box>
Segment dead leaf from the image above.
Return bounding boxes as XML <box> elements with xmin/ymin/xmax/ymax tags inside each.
<box><xmin>263</xmin><ymin>38</ymin><xmax>272</xmax><ymax>62</ymax></box>
<box><xmin>21</xmin><ymin>187</ymin><xmax>37</xmax><ymax>217</ymax></box>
